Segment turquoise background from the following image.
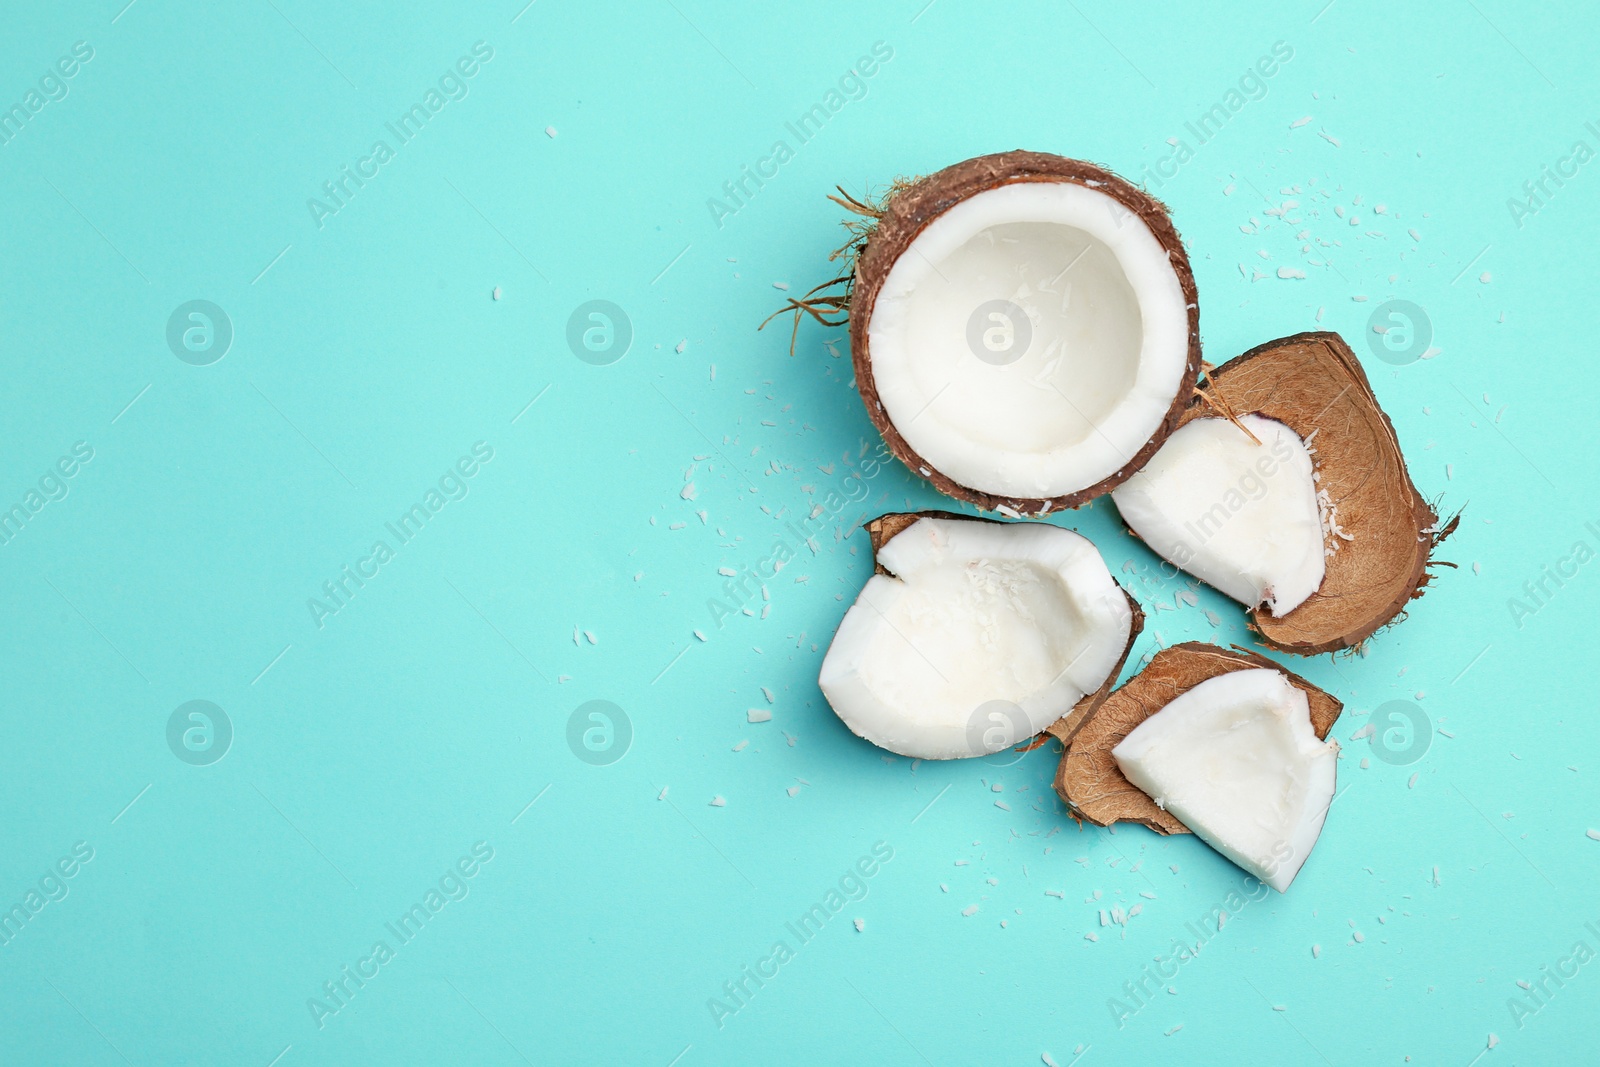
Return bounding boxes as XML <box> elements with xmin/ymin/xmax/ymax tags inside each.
<box><xmin>2</xmin><ymin>0</ymin><xmax>1596</xmax><ymax>1063</ymax></box>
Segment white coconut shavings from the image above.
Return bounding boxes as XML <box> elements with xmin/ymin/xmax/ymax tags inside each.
<box><xmin>1317</xmin><ymin>487</ymin><xmax>1354</xmax><ymax>554</ymax></box>
<box><xmin>853</xmin><ymin>918</ymin><xmax>864</xmax><ymax>932</ymax></box>
<box><xmin>747</xmin><ymin>708</ymin><xmax>771</xmax><ymax>723</ymax></box>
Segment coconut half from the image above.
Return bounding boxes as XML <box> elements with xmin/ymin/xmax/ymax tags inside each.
<box><xmin>1112</xmin><ymin>413</ymin><xmax>1326</xmax><ymax>617</ymax></box>
<box><xmin>1115</xmin><ymin>332</ymin><xmax>1453</xmax><ymax>654</ymax></box>
<box><xmin>832</xmin><ymin>152</ymin><xmax>1201</xmax><ymax>515</ymax></box>
<box><xmin>1112</xmin><ymin>667</ymin><xmax>1338</xmax><ymax>892</ymax></box>
<box><xmin>818</xmin><ymin>513</ymin><xmax>1141</xmax><ymax>760</ymax></box>
<box><xmin>1049</xmin><ymin>643</ymin><xmax>1342</xmax><ymax>839</ymax></box>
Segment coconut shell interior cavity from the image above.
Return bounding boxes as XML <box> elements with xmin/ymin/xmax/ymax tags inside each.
<box><xmin>849</xmin><ymin>152</ymin><xmax>1202</xmax><ymax>515</ymax></box>
<box><xmin>1048</xmin><ymin>642</ymin><xmax>1342</xmax><ymax>834</ymax></box>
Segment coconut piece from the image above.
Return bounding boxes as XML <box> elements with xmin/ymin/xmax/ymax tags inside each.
<box><xmin>1050</xmin><ymin>643</ymin><xmax>1341</xmax><ymax>837</ymax></box>
<box><xmin>1111</xmin><ymin>413</ymin><xmax>1325</xmax><ymax>616</ymax></box>
<box><xmin>771</xmin><ymin>152</ymin><xmax>1201</xmax><ymax>514</ymax></box>
<box><xmin>819</xmin><ymin>514</ymin><xmax>1140</xmax><ymax>760</ymax></box>
<box><xmin>1122</xmin><ymin>332</ymin><xmax>1452</xmax><ymax>654</ymax></box>
<box><xmin>863</xmin><ymin>511</ymin><xmax>1143</xmax><ymax>746</ymax></box>
<box><xmin>1112</xmin><ymin>667</ymin><xmax>1338</xmax><ymax>891</ymax></box>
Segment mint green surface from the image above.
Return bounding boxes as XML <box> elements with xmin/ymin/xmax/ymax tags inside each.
<box><xmin>3</xmin><ymin>1</ymin><xmax>1596</xmax><ymax>1063</ymax></box>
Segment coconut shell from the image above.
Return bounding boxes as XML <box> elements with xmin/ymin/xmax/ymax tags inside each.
<box><xmin>1168</xmin><ymin>332</ymin><xmax>1449</xmax><ymax>654</ymax></box>
<box><xmin>1049</xmin><ymin>642</ymin><xmax>1343</xmax><ymax>834</ymax></box>
<box><xmin>863</xmin><ymin>511</ymin><xmax>1144</xmax><ymax>748</ymax></box>
<box><xmin>849</xmin><ymin>151</ymin><xmax>1203</xmax><ymax>515</ymax></box>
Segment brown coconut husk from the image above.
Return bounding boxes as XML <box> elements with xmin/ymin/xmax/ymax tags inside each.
<box><xmin>1162</xmin><ymin>332</ymin><xmax>1454</xmax><ymax>655</ymax></box>
<box><xmin>864</xmin><ymin>511</ymin><xmax>1144</xmax><ymax>750</ymax></box>
<box><xmin>1049</xmin><ymin>642</ymin><xmax>1343</xmax><ymax>834</ymax></box>
<box><xmin>770</xmin><ymin>152</ymin><xmax>1203</xmax><ymax>516</ymax></box>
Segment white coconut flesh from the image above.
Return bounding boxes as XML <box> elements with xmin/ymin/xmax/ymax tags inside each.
<box><xmin>1112</xmin><ymin>668</ymin><xmax>1338</xmax><ymax>893</ymax></box>
<box><xmin>818</xmin><ymin>517</ymin><xmax>1132</xmax><ymax>760</ymax></box>
<box><xmin>866</xmin><ymin>181</ymin><xmax>1191</xmax><ymax>501</ymax></box>
<box><xmin>1111</xmin><ymin>414</ymin><xmax>1325</xmax><ymax>616</ymax></box>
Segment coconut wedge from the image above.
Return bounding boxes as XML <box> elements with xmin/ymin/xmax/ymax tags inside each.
<box><xmin>1049</xmin><ymin>643</ymin><xmax>1341</xmax><ymax>843</ymax></box>
<box><xmin>1112</xmin><ymin>332</ymin><xmax>1452</xmax><ymax>654</ymax></box>
<box><xmin>1113</xmin><ymin>667</ymin><xmax>1338</xmax><ymax>892</ymax></box>
<box><xmin>818</xmin><ymin>513</ymin><xmax>1141</xmax><ymax>760</ymax></box>
<box><xmin>1112</xmin><ymin>413</ymin><xmax>1325</xmax><ymax>616</ymax></box>
<box><xmin>774</xmin><ymin>152</ymin><xmax>1202</xmax><ymax>515</ymax></box>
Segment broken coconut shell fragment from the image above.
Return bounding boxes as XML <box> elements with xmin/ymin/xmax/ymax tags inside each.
<box><xmin>1112</xmin><ymin>332</ymin><xmax>1455</xmax><ymax>654</ymax></box>
<box><xmin>817</xmin><ymin>512</ymin><xmax>1142</xmax><ymax>760</ymax></box>
<box><xmin>769</xmin><ymin>151</ymin><xmax>1202</xmax><ymax>516</ymax></box>
<box><xmin>1048</xmin><ymin>642</ymin><xmax>1341</xmax><ymax>835</ymax></box>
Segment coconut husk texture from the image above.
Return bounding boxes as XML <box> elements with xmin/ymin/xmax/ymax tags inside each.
<box><xmin>1048</xmin><ymin>642</ymin><xmax>1343</xmax><ymax>834</ymax></box>
<box><xmin>865</xmin><ymin>512</ymin><xmax>1144</xmax><ymax>750</ymax></box>
<box><xmin>1161</xmin><ymin>331</ymin><xmax>1454</xmax><ymax>655</ymax></box>
<box><xmin>847</xmin><ymin>152</ymin><xmax>1203</xmax><ymax>516</ymax></box>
